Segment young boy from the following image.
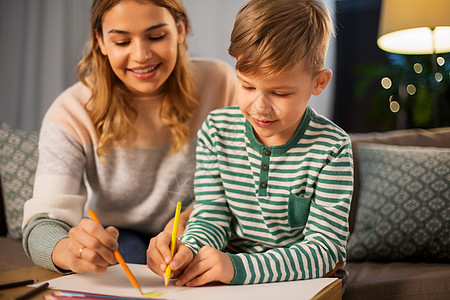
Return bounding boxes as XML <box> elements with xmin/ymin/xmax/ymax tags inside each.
<box><xmin>147</xmin><ymin>0</ymin><xmax>353</xmax><ymax>286</ymax></box>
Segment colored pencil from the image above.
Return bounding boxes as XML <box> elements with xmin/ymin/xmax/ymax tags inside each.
<box><xmin>48</xmin><ymin>291</ymin><xmax>162</xmax><ymax>300</ymax></box>
<box><xmin>88</xmin><ymin>210</ymin><xmax>143</xmax><ymax>295</ymax></box>
<box><xmin>164</xmin><ymin>201</ymin><xmax>182</xmax><ymax>287</ymax></box>
<box><xmin>15</xmin><ymin>282</ymin><xmax>49</xmax><ymax>300</ymax></box>
<box><xmin>0</xmin><ymin>279</ymin><xmax>35</xmax><ymax>290</ymax></box>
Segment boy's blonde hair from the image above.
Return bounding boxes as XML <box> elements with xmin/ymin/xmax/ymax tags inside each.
<box><xmin>78</xmin><ymin>0</ymin><xmax>197</xmax><ymax>160</ymax></box>
<box><xmin>229</xmin><ymin>0</ymin><xmax>334</xmax><ymax>77</ymax></box>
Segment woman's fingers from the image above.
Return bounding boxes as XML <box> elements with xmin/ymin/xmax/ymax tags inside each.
<box><xmin>68</xmin><ymin>219</ymin><xmax>119</xmax><ymax>268</ymax></box>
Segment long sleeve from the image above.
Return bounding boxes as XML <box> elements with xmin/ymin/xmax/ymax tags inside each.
<box><xmin>228</xmin><ymin>141</ymin><xmax>353</xmax><ymax>284</ymax></box>
<box><xmin>179</xmin><ymin>116</ymin><xmax>233</xmax><ymax>254</ymax></box>
<box><xmin>180</xmin><ymin>106</ymin><xmax>353</xmax><ymax>285</ymax></box>
<box><xmin>22</xmin><ymin>121</ymin><xmax>88</xmax><ymax>273</ymax></box>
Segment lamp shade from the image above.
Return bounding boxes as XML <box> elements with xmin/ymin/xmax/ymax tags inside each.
<box><xmin>377</xmin><ymin>0</ymin><xmax>450</xmax><ymax>54</ymax></box>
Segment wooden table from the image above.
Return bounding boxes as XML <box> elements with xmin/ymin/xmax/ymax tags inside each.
<box><xmin>0</xmin><ymin>266</ymin><xmax>341</xmax><ymax>300</ymax></box>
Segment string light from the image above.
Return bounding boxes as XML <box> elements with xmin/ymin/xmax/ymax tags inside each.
<box><xmin>436</xmin><ymin>57</ymin><xmax>445</xmax><ymax>66</ymax></box>
<box><xmin>390</xmin><ymin>101</ymin><xmax>400</xmax><ymax>113</ymax></box>
<box><xmin>389</xmin><ymin>95</ymin><xmax>400</xmax><ymax>113</ymax></box>
<box><xmin>407</xmin><ymin>84</ymin><xmax>416</xmax><ymax>95</ymax></box>
<box><xmin>413</xmin><ymin>63</ymin><xmax>423</xmax><ymax>74</ymax></box>
<box><xmin>381</xmin><ymin>77</ymin><xmax>392</xmax><ymax>89</ymax></box>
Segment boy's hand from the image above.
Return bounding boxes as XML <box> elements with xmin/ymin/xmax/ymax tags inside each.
<box><xmin>175</xmin><ymin>246</ymin><xmax>235</xmax><ymax>287</ymax></box>
<box><xmin>147</xmin><ymin>231</ymin><xmax>193</xmax><ymax>279</ymax></box>
<box><xmin>163</xmin><ymin>207</ymin><xmax>193</xmax><ymax>238</ymax></box>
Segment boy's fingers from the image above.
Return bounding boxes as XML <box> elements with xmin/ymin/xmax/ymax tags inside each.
<box><xmin>171</xmin><ymin>243</ymin><xmax>193</xmax><ymax>270</ymax></box>
<box><xmin>156</xmin><ymin>232</ymin><xmax>173</xmax><ymax>264</ymax></box>
<box><xmin>185</xmin><ymin>271</ymin><xmax>214</xmax><ymax>287</ymax></box>
<box><xmin>147</xmin><ymin>232</ymin><xmax>175</xmax><ymax>276</ymax></box>
<box><xmin>147</xmin><ymin>237</ymin><xmax>166</xmax><ymax>276</ymax></box>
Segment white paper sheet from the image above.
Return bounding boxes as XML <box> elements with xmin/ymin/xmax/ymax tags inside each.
<box><xmin>38</xmin><ymin>264</ymin><xmax>338</xmax><ymax>300</ymax></box>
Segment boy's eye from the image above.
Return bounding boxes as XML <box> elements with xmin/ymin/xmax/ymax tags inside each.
<box><xmin>273</xmin><ymin>92</ymin><xmax>289</xmax><ymax>97</ymax></box>
<box><xmin>242</xmin><ymin>85</ymin><xmax>255</xmax><ymax>91</ymax></box>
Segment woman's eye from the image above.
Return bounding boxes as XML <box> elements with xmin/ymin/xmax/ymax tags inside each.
<box><xmin>114</xmin><ymin>41</ymin><xmax>130</xmax><ymax>46</ymax></box>
<box><xmin>149</xmin><ymin>34</ymin><xmax>166</xmax><ymax>41</ymax></box>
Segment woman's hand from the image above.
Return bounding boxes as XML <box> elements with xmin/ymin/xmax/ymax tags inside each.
<box><xmin>52</xmin><ymin>218</ymin><xmax>119</xmax><ymax>273</ymax></box>
<box><xmin>146</xmin><ymin>231</ymin><xmax>194</xmax><ymax>279</ymax></box>
<box><xmin>175</xmin><ymin>246</ymin><xmax>235</xmax><ymax>287</ymax></box>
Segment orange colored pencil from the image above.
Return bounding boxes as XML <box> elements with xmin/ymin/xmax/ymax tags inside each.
<box><xmin>88</xmin><ymin>210</ymin><xmax>143</xmax><ymax>295</ymax></box>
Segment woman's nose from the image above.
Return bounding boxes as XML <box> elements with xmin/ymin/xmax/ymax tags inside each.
<box><xmin>132</xmin><ymin>40</ymin><xmax>152</xmax><ymax>62</ymax></box>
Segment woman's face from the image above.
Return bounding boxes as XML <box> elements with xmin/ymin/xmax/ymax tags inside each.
<box><xmin>97</xmin><ymin>0</ymin><xmax>185</xmax><ymax>97</ymax></box>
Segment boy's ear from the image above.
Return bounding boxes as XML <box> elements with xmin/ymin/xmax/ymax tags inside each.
<box><xmin>312</xmin><ymin>69</ymin><xmax>332</xmax><ymax>96</ymax></box>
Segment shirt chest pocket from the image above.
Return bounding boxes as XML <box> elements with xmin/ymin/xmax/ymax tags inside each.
<box><xmin>288</xmin><ymin>192</ymin><xmax>311</xmax><ymax>228</ymax></box>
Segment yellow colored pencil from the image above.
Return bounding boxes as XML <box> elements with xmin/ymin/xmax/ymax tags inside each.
<box><xmin>165</xmin><ymin>201</ymin><xmax>183</xmax><ymax>287</ymax></box>
<box><xmin>88</xmin><ymin>210</ymin><xmax>143</xmax><ymax>295</ymax></box>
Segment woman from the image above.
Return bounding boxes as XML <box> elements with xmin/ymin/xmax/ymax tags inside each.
<box><xmin>22</xmin><ymin>0</ymin><xmax>236</xmax><ymax>274</ymax></box>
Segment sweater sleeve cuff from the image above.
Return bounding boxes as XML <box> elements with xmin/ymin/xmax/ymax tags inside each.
<box><xmin>228</xmin><ymin>253</ymin><xmax>246</xmax><ymax>285</ymax></box>
<box><xmin>23</xmin><ymin>216</ymin><xmax>72</xmax><ymax>274</ymax></box>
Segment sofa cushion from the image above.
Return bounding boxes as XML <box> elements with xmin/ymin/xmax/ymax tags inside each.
<box><xmin>0</xmin><ymin>177</ymin><xmax>6</xmax><ymax>236</ymax></box>
<box><xmin>347</xmin><ymin>143</ymin><xmax>450</xmax><ymax>262</ymax></box>
<box><xmin>348</xmin><ymin>127</ymin><xmax>450</xmax><ymax>234</ymax></box>
<box><xmin>0</xmin><ymin>121</ymin><xmax>38</xmax><ymax>239</ymax></box>
<box><xmin>344</xmin><ymin>261</ymin><xmax>450</xmax><ymax>300</ymax></box>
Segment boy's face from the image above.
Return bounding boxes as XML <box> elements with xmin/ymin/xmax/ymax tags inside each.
<box><xmin>237</xmin><ymin>62</ymin><xmax>331</xmax><ymax>147</ymax></box>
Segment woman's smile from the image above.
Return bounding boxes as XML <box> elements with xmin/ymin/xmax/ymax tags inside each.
<box><xmin>128</xmin><ymin>63</ymin><xmax>161</xmax><ymax>79</ymax></box>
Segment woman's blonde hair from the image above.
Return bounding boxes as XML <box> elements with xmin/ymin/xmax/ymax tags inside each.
<box><xmin>77</xmin><ymin>0</ymin><xmax>198</xmax><ymax>160</ymax></box>
<box><xmin>229</xmin><ymin>0</ymin><xmax>334</xmax><ymax>77</ymax></box>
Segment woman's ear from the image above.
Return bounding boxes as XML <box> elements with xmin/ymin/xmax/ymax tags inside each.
<box><xmin>312</xmin><ymin>69</ymin><xmax>332</xmax><ymax>96</ymax></box>
<box><xmin>176</xmin><ymin>20</ymin><xmax>187</xmax><ymax>44</ymax></box>
<box><xmin>96</xmin><ymin>32</ymin><xmax>107</xmax><ymax>56</ymax></box>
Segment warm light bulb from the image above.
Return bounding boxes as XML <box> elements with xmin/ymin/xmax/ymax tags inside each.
<box><xmin>378</xmin><ymin>27</ymin><xmax>450</xmax><ymax>54</ymax></box>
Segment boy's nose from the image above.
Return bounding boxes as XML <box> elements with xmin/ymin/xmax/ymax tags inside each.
<box><xmin>251</xmin><ymin>92</ymin><xmax>273</xmax><ymax>113</ymax></box>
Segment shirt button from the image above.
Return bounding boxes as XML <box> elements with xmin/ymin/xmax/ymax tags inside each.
<box><xmin>260</xmin><ymin>182</ymin><xmax>267</xmax><ymax>188</ymax></box>
<box><xmin>262</xmin><ymin>165</ymin><xmax>269</xmax><ymax>171</ymax></box>
<box><xmin>264</xmin><ymin>150</ymin><xmax>271</xmax><ymax>156</ymax></box>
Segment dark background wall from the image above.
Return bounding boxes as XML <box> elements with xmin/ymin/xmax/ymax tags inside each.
<box><xmin>333</xmin><ymin>0</ymin><xmax>450</xmax><ymax>133</ymax></box>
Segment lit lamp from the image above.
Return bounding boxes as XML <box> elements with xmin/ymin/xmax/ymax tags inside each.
<box><xmin>377</xmin><ymin>0</ymin><xmax>450</xmax><ymax>127</ymax></box>
<box><xmin>377</xmin><ymin>0</ymin><xmax>450</xmax><ymax>54</ymax></box>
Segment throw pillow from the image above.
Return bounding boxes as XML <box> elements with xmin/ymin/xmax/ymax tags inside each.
<box><xmin>347</xmin><ymin>143</ymin><xmax>450</xmax><ymax>262</ymax></box>
<box><xmin>0</xmin><ymin>121</ymin><xmax>39</xmax><ymax>239</ymax></box>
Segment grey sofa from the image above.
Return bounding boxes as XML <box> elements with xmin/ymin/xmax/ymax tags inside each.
<box><xmin>0</xmin><ymin>120</ymin><xmax>35</xmax><ymax>271</ymax></box>
<box><xmin>1</xmin><ymin>120</ymin><xmax>449</xmax><ymax>300</ymax></box>
<box><xmin>345</xmin><ymin>127</ymin><xmax>450</xmax><ymax>300</ymax></box>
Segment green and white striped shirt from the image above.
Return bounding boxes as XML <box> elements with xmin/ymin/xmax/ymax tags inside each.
<box><xmin>180</xmin><ymin>106</ymin><xmax>353</xmax><ymax>285</ymax></box>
